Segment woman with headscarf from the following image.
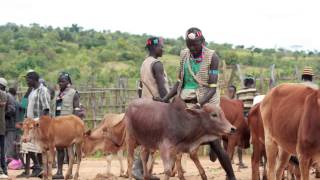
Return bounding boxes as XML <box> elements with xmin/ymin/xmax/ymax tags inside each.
<box><xmin>52</xmin><ymin>72</ymin><xmax>80</xmax><ymax>179</ymax></box>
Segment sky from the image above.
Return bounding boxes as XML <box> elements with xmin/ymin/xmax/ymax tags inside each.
<box><xmin>1</xmin><ymin>0</ymin><xmax>320</xmax><ymax>51</ymax></box>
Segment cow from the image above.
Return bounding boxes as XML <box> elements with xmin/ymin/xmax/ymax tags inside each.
<box><xmin>82</xmin><ymin>113</ymin><xmax>127</xmax><ymax>177</ymax></box>
<box><xmin>21</xmin><ymin>115</ymin><xmax>85</xmax><ymax>180</ymax></box>
<box><xmin>260</xmin><ymin>83</ymin><xmax>320</xmax><ymax>180</ymax></box>
<box><xmin>124</xmin><ymin>97</ymin><xmax>236</xmax><ymax>180</ymax></box>
<box><xmin>220</xmin><ymin>97</ymin><xmax>250</xmax><ymax>160</ymax></box>
<box><xmin>248</xmin><ymin>103</ymin><xmax>267</xmax><ymax>180</ymax></box>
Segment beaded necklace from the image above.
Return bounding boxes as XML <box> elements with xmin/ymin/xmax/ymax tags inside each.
<box><xmin>190</xmin><ymin>47</ymin><xmax>205</xmax><ymax>63</ymax></box>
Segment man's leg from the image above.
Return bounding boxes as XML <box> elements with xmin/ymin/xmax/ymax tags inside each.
<box><xmin>237</xmin><ymin>147</ymin><xmax>248</xmax><ymax>168</ymax></box>
<box><xmin>132</xmin><ymin>149</ymin><xmax>159</xmax><ymax>180</ymax></box>
<box><xmin>5</xmin><ymin>131</ymin><xmax>16</xmax><ymax>161</ymax></box>
<box><xmin>210</xmin><ymin>139</ymin><xmax>236</xmax><ymax>180</ymax></box>
<box><xmin>0</xmin><ymin>135</ymin><xmax>7</xmax><ymax>175</ymax></box>
<box><xmin>30</xmin><ymin>152</ymin><xmax>42</xmax><ymax>177</ymax></box>
<box><xmin>53</xmin><ymin>148</ymin><xmax>65</xmax><ymax>179</ymax></box>
<box><xmin>17</xmin><ymin>153</ymin><xmax>31</xmax><ymax>177</ymax></box>
<box><xmin>132</xmin><ymin>154</ymin><xmax>144</xmax><ymax>180</ymax></box>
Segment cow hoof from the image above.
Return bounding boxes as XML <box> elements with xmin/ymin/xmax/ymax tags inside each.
<box><xmin>73</xmin><ymin>173</ymin><xmax>79</xmax><ymax>180</ymax></box>
<box><xmin>120</xmin><ymin>173</ymin><xmax>128</xmax><ymax>178</ymax></box>
<box><xmin>64</xmin><ymin>174</ymin><xmax>73</xmax><ymax>179</ymax></box>
<box><xmin>262</xmin><ymin>175</ymin><xmax>267</xmax><ymax>180</ymax></box>
<box><xmin>53</xmin><ymin>174</ymin><xmax>64</xmax><ymax>179</ymax></box>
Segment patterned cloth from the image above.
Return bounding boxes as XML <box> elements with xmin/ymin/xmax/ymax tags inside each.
<box><xmin>26</xmin><ymin>84</ymin><xmax>51</xmax><ymax>119</ymax></box>
<box><xmin>237</xmin><ymin>88</ymin><xmax>257</xmax><ymax>114</ymax></box>
<box><xmin>0</xmin><ymin>91</ymin><xmax>7</xmax><ymax>135</ymax></box>
<box><xmin>177</xmin><ymin>47</ymin><xmax>220</xmax><ymax>105</ymax></box>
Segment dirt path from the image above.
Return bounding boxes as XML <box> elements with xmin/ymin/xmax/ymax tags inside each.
<box><xmin>7</xmin><ymin>154</ymin><xmax>318</xmax><ymax>180</ymax></box>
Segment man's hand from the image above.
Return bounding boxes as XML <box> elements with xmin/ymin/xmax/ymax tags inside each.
<box><xmin>15</xmin><ymin>122</ymin><xmax>22</xmax><ymax>129</ymax></box>
<box><xmin>152</xmin><ymin>97</ymin><xmax>169</xmax><ymax>103</ymax></box>
<box><xmin>192</xmin><ymin>103</ymin><xmax>201</xmax><ymax>109</ymax></box>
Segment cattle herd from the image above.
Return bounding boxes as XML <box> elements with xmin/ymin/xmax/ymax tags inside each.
<box><xmin>21</xmin><ymin>83</ymin><xmax>320</xmax><ymax>180</ymax></box>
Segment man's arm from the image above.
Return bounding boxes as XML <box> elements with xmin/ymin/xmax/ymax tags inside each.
<box><xmin>40</xmin><ymin>89</ymin><xmax>51</xmax><ymax>116</ymax></box>
<box><xmin>0</xmin><ymin>92</ymin><xmax>7</xmax><ymax>107</ymax></box>
<box><xmin>152</xmin><ymin>62</ymin><xmax>168</xmax><ymax>98</ymax></box>
<box><xmin>73</xmin><ymin>92</ymin><xmax>81</xmax><ymax>116</ymax></box>
<box><xmin>198</xmin><ymin>53</ymin><xmax>219</xmax><ymax>106</ymax></box>
<box><xmin>5</xmin><ymin>94</ymin><xmax>16</xmax><ymax>117</ymax></box>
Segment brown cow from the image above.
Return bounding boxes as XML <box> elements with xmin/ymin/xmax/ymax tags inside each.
<box><xmin>220</xmin><ymin>97</ymin><xmax>250</xmax><ymax>160</ymax></box>
<box><xmin>249</xmin><ymin>102</ymin><xmax>302</xmax><ymax>180</ymax></box>
<box><xmin>260</xmin><ymin>83</ymin><xmax>320</xmax><ymax>180</ymax></box>
<box><xmin>22</xmin><ymin>115</ymin><xmax>85</xmax><ymax>180</ymax></box>
<box><xmin>248</xmin><ymin>103</ymin><xmax>267</xmax><ymax>180</ymax></box>
<box><xmin>82</xmin><ymin>113</ymin><xmax>127</xmax><ymax>177</ymax></box>
<box><xmin>125</xmin><ymin>97</ymin><xmax>236</xmax><ymax>180</ymax></box>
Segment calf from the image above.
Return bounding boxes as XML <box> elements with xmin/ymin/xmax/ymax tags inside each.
<box><xmin>125</xmin><ymin>97</ymin><xmax>236</xmax><ymax>180</ymax></box>
<box><xmin>248</xmin><ymin>103</ymin><xmax>267</xmax><ymax>180</ymax></box>
<box><xmin>22</xmin><ymin>115</ymin><xmax>84</xmax><ymax>180</ymax></box>
<box><xmin>82</xmin><ymin>113</ymin><xmax>126</xmax><ymax>177</ymax></box>
<box><xmin>220</xmin><ymin>97</ymin><xmax>250</xmax><ymax>160</ymax></box>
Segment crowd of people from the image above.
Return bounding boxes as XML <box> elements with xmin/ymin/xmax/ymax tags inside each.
<box><xmin>0</xmin><ymin>71</ymin><xmax>85</xmax><ymax>179</ymax></box>
<box><xmin>0</xmin><ymin>27</ymin><xmax>318</xmax><ymax>179</ymax></box>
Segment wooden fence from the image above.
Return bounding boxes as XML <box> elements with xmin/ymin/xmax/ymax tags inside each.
<box><xmin>78</xmin><ymin>88</ymin><xmax>138</xmax><ymax>127</ymax></box>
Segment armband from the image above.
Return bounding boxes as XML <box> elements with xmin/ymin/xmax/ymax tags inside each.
<box><xmin>209</xmin><ymin>70</ymin><xmax>219</xmax><ymax>75</ymax></box>
<box><xmin>209</xmin><ymin>84</ymin><xmax>217</xmax><ymax>88</ymax></box>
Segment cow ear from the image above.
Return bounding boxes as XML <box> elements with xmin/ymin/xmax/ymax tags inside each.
<box><xmin>186</xmin><ymin>108</ymin><xmax>200</xmax><ymax>116</ymax></box>
<box><xmin>84</xmin><ymin>130</ymin><xmax>91</xmax><ymax>136</ymax></box>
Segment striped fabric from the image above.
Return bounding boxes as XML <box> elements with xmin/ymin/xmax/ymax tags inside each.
<box><xmin>177</xmin><ymin>47</ymin><xmax>220</xmax><ymax>105</ymax></box>
<box><xmin>302</xmin><ymin>66</ymin><xmax>314</xmax><ymax>76</ymax></box>
<box><xmin>237</xmin><ymin>88</ymin><xmax>257</xmax><ymax>113</ymax></box>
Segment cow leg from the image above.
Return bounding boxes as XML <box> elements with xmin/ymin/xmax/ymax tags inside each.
<box><xmin>189</xmin><ymin>150</ymin><xmax>207</xmax><ymax>180</ymax></box>
<box><xmin>298</xmin><ymin>155</ymin><xmax>310</xmax><ymax>180</ymax></box>
<box><xmin>265</xmin><ymin>133</ymin><xmax>278</xmax><ymax>180</ymax></box>
<box><xmin>140</xmin><ymin>147</ymin><xmax>150</xmax><ymax>180</ymax></box>
<box><xmin>65</xmin><ymin>146</ymin><xmax>74</xmax><ymax>179</ymax></box>
<box><xmin>227</xmin><ymin>137</ymin><xmax>237</xmax><ymax>163</ymax></box>
<box><xmin>42</xmin><ymin>150</ymin><xmax>48</xmax><ymax>180</ymax></box>
<box><xmin>147</xmin><ymin>151</ymin><xmax>156</xmax><ymax>176</ymax></box>
<box><xmin>117</xmin><ymin>150</ymin><xmax>127</xmax><ymax>177</ymax></box>
<box><xmin>159</xmin><ymin>148</ymin><xmax>176</xmax><ymax>180</ymax></box>
<box><xmin>48</xmin><ymin>147</ymin><xmax>55</xmax><ymax>180</ymax></box>
<box><xmin>73</xmin><ymin>143</ymin><xmax>82</xmax><ymax>180</ymax></box>
<box><xmin>127</xmin><ymin>136</ymin><xmax>136</xmax><ymax>180</ymax></box>
<box><xmin>276</xmin><ymin>148</ymin><xmax>290</xmax><ymax>180</ymax></box>
<box><xmin>106</xmin><ymin>154</ymin><xmax>112</xmax><ymax>175</ymax></box>
<box><xmin>251</xmin><ymin>142</ymin><xmax>261</xmax><ymax>180</ymax></box>
<box><xmin>174</xmin><ymin>153</ymin><xmax>185</xmax><ymax>180</ymax></box>
<box><xmin>262</xmin><ymin>150</ymin><xmax>267</xmax><ymax>180</ymax></box>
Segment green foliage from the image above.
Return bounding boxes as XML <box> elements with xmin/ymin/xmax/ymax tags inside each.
<box><xmin>0</xmin><ymin>23</ymin><xmax>319</xmax><ymax>88</ymax></box>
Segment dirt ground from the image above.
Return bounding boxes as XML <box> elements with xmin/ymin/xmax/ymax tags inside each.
<box><xmin>7</xmin><ymin>154</ymin><xmax>319</xmax><ymax>180</ymax></box>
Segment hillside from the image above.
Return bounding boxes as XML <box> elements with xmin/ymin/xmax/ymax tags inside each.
<box><xmin>0</xmin><ymin>23</ymin><xmax>319</xmax><ymax>89</ymax></box>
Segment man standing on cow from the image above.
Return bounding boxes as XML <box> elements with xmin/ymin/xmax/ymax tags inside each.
<box><xmin>161</xmin><ymin>27</ymin><xmax>236</xmax><ymax>180</ymax></box>
<box><xmin>18</xmin><ymin>70</ymin><xmax>51</xmax><ymax>178</ymax></box>
<box><xmin>52</xmin><ymin>72</ymin><xmax>81</xmax><ymax>179</ymax></box>
<box><xmin>301</xmin><ymin>66</ymin><xmax>318</xmax><ymax>90</ymax></box>
<box><xmin>133</xmin><ymin>37</ymin><xmax>169</xmax><ymax>180</ymax></box>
